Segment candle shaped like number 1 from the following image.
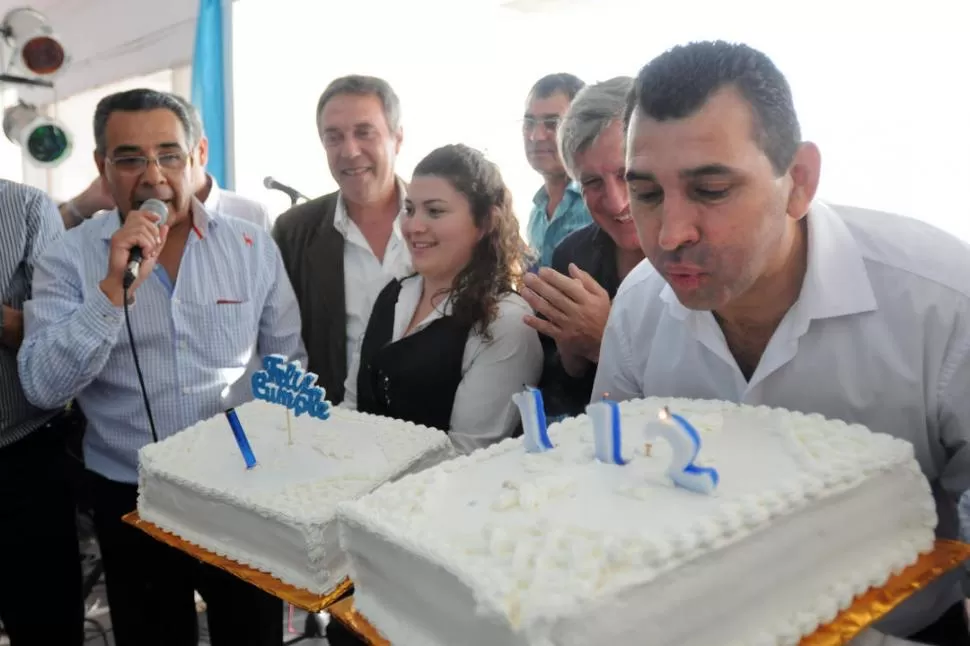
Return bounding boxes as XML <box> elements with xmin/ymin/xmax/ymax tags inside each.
<box><xmin>511</xmin><ymin>386</ymin><xmax>554</xmax><ymax>453</ymax></box>
<box><xmin>225</xmin><ymin>408</ymin><xmax>258</xmax><ymax>469</ymax></box>
<box><xmin>644</xmin><ymin>407</ymin><xmax>719</xmax><ymax>495</ymax></box>
<box><xmin>587</xmin><ymin>398</ymin><xmax>626</xmax><ymax>465</ymax></box>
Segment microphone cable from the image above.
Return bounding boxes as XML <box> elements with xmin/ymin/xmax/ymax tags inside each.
<box><xmin>124</xmin><ymin>284</ymin><xmax>159</xmax><ymax>443</ymax></box>
<box><xmin>118</xmin><ymin>200</ymin><xmax>168</xmax><ymax>445</ymax></box>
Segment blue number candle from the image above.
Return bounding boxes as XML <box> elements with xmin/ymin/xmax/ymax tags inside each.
<box><xmin>512</xmin><ymin>386</ymin><xmax>553</xmax><ymax>453</ymax></box>
<box><xmin>225</xmin><ymin>408</ymin><xmax>257</xmax><ymax>469</ymax></box>
<box><xmin>588</xmin><ymin>399</ymin><xmax>626</xmax><ymax>465</ymax></box>
<box><xmin>645</xmin><ymin>406</ymin><xmax>719</xmax><ymax>494</ymax></box>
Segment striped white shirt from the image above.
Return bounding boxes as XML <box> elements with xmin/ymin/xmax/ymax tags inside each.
<box><xmin>18</xmin><ymin>200</ymin><xmax>306</xmax><ymax>483</ymax></box>
<box><xmin>0</xmin><ymin>179</ymin><xmax>64</xmax><ymax>448</ymax></box>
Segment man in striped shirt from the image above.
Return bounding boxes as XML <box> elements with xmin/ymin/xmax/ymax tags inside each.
<box><xmin>0</xmin><ymin>179</ymin><xmax>83</xmax><ymax>645</ymax></box>
<box><xmin>18</xmin><ymin>89</ymin><xmax>304</xmax><ymax>646</ymax></box>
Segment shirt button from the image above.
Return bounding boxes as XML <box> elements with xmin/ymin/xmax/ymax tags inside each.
<box><xmin>172</xmin><ymin>297</ymin><xmax>180</xmax><ymax>305</ymax></box>
<box><xmin>179</xmin><ymin>340</ymin><xmax>188</xmax><ymax>350</ymax></box>
<box><xmin>182</xmin><ymin>387</ymin><xmax>190</xmax><ymax>394</ymax></box>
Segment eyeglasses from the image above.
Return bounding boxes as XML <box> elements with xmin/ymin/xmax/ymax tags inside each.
<box><xmin>107</xmin><ymin>151</ymin><xmax>189</xmax><ymax>174</ymax></box>
<box><xmin>523</xmin><ymin>116</ymin><xmax>561</xmax><ymax>133</ymax></box>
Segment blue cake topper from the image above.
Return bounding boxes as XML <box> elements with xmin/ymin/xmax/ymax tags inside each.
<box><xmin>251</xmin><ymin>354</ymin><xmax>330</xmax><ymax>420</ymax></box>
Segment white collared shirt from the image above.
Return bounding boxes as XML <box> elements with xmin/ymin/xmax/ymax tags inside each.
<box><xmin>343</xmin><ymin>275</ymin><xmax>543</xmax><ymax>454</ymax></box>
<box><xmin>334</xmin><ymin>182</ymin><xmax>413</xmax><ymax>373</ymax></box>
<box><xmin>204</xmin><ymin>174</ymin><xmax>274</xmax><ymax>231</ymax></box>
<box><xmin>593</xmin><ymin>201</ymin><xmax>970</xmax><ymax>637</ymax></box>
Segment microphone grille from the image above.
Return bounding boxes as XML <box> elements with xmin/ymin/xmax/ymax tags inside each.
<box><xmin>140</xmin><ymin>199</ymin><xmax>170</xmax><ymax>227</ymax></box>
<box><xmin>263</xmin><ymin>176</ymin><xmax>274</xmax><ymax>189</ymax></box>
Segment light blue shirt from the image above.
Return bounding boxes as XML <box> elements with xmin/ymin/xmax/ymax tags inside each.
<box><xmin>526</xmin><ymin>182</ymin><xmax>591</xmax><ymax>268</ymax></box>
<box><xmin>18</xmin><ymin>202</ymin><xmax>306</xmax><ymax>483</ymax></box>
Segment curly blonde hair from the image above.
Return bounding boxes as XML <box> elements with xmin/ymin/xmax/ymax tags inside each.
<box><xmin>412</xmin><ymin>144</ymin><xmax>532</xmax><ymax>340</ymax></box>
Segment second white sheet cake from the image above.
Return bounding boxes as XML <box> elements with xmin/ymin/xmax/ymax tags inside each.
<box><xmin>337</xmin><ymin>397</ymin><xmax>937</xmax><ymax>646</ymax></box>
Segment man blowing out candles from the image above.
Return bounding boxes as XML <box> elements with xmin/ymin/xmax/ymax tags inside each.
<box><xmin>592</xmin><ymin>41</ymin><xmax>970</xmax><ymax>645</ymax></box>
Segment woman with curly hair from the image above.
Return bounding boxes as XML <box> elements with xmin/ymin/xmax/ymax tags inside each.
<box><xmin>342</xmin><ymin>144</ymin><xmax>542</xmax><ymax>453</ymax></box>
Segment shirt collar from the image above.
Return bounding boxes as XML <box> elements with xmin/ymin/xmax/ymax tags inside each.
<box><xmin>97</xmin><ymin>198</ymin><xmax>219</xmax><ymax>242</ymax></box>
<box><xmin>532</xmin><ymin>181</ymin><xmax>582</xmax><ymax>206</ymax></box>
<box><xmin>396</xmin><ymin>274</ymin><xmax>454</xmax><ymax>339</ymax></box>
<box><xmin>660</xmin><ymin>200</ymin><xmax>878</xmax><ymax>322</ymax></box>
<box><xmin>333</xmin><ymin>177</ymin><xmax>407</xmax><ymax>238</ymax></box>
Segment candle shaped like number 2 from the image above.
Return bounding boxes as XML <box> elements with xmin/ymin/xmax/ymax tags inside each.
<box><xmin>645</xmin><ymin>407</ymin><xmax>719</xmax><ymax>495</ymax></box>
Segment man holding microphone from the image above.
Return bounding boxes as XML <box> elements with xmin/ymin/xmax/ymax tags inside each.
<box><xmin>19</xmin><ymin>88</ymin><xmax>304</xmax><ymax>646</ymax></box>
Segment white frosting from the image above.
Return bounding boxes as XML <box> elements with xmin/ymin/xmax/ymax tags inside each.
<box><xmin>137</xmin><ymin>400</ymin><xmax>454</xmax><ymax>594</ymax></box>
<box><xmin>337</xmin><ymin>398</ymin><xmax>937</xmax><ymax>646</ymax></box>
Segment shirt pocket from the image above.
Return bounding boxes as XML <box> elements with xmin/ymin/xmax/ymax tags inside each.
<box><xmin>177</xmin><ymin>300</ymin><xmax>256</xmax><ymax>368</ymax></box>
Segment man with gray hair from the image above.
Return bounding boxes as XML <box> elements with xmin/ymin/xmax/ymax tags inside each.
<box><xmin>60</xmin><ymin>93</ymin><xmax>273</xmax><ymax>232</ymax></box>
<box><xmin>19</xmin><ymin>87</ymin><xmax>304</xmax><ymax>646</ymax></box>
<box><xmin>273</xmin><ymin>75</ymin><xmax>411</xmax><ymax>406</ymax></box>
<box><xmin>521</xmin><ymin>76</ymin><xmax>644</xmax><ymax>419</ymax></box>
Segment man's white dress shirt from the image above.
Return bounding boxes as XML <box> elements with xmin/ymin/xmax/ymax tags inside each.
<box><xmin>593</xmin><ymin>201</ymin><xmax>970</xmax><ymax>638</ymax></box>
<box><xmin>343</xmin><ymin>275</ymin><xmax>543</xmax><ymax>454</ymax></box>
<box><xmin>333</xmin><ymin>181</ymin><xmax>413</xmax><ymax>374</ymax></box>
<box><xmin>204</xmin><ymin>174</ymin><xmax>274</xmax><ymax>231</ymax></box>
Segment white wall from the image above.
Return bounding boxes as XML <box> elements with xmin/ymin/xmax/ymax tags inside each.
<box><xmin>230</xmin><ymin>0</ymin><xmax>970</xmax><ymax>239</ymax></box>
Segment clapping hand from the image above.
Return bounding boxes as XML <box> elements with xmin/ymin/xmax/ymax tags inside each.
<box><xmin>521</xmin><ymin>263</ymin><xmax>611</xmax><ymax>376</ymax></box>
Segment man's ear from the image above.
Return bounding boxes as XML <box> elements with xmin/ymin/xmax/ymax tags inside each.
<box><xmin>786</xmin><ymin>141</ymin><xmax>821</xmax><ymax>221</ymax></box>
<box><xmin>196</xmin><ymin>135</ymin><xmax>209</xmax><ymax>167</ymax></box>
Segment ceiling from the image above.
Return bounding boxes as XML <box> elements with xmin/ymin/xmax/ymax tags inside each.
<box><xmin>1</xmin><ymin>0</ymin><xmax>197</xmax><ymax>103</ymax></box>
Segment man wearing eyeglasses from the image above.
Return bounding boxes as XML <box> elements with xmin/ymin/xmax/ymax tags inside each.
<box><xmin>523</xmin><ymin>73</ymin><xmax>592</xmax><ymax>268</ymax></box>
<box><xmin>18</xmin><ymin>88</ymin><xmax>304</xmax><ymax>646</ymax></box>
<box><xmin>58</xmin><ymin>96</ymin><xmax>272</xmax><ymax>232</ymax></box>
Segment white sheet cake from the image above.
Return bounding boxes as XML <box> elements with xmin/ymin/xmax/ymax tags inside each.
<box><xmin>137</xmin><ymin>399</ymin><xmax>454</xmax><ymax>594</ymax></box>
<box><xmin>337</xmin><ymin>397</ymin><xmax>937</xmax><ymax>646</ymax></box>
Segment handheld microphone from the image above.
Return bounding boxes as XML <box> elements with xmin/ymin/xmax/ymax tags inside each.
<box><xmin>123</xmin><ymin>198</ymin><xmax>169</xmax><ymax>289</ymax></box>
<box><xmin>263</xmin><ymin>176</ymin><xmax>307</xmax><ymax>204</ymax></box>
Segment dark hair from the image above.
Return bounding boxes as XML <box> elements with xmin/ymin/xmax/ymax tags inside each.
<box><xmin>626</xmin><ymin>40</ymin><xmax>801</xmax><ymax>175</ymax></box>
<box><xmin>93</xmin><ymin>88</ymin><xmax>198</xmax><ymax>155</ymax></box>
<box><xmin>528</xmin><ymin>73</ymin><xmax>585</xmax><ymax>102</ymax></box>
<box><xmin>316</xmin><ymin>75</ymin><xmax>401</xmax><ymax>131</ymax></box>
<box><xmin>412</xmin><ymin>144</ymin><xmax>531</xmax><ymax>340</ymax></box>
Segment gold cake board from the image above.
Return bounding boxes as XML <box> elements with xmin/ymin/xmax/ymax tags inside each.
<box><xmin>122</xmin><ymin>512</ymin><xmax>352</xmax><ymax>613</ymax></box>
<box><xmin>328</xmin><ymin>540</ymin><xmax>970</xmax><ymax>646</ymax></box>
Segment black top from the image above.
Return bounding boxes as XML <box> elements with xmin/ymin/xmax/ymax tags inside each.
<box><xmin>538</xmin><ymin>223</ymin><xmax>621</xmax><ymax>420</ymax></box>
<box><xmin>355</xmin><ymin>277</ymin><xmax>471</xmax><ymax>432</ymax></box>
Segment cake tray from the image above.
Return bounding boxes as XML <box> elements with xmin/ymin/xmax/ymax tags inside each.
<box><xmin>328</xmin><ymin>539</ymin><xmax>970</xmax><ymax>646</ymax></box>
<box><xmin>122</xmin><ymin>511</ymin><xmax>353</xmax><ymax>613</ymax></box>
